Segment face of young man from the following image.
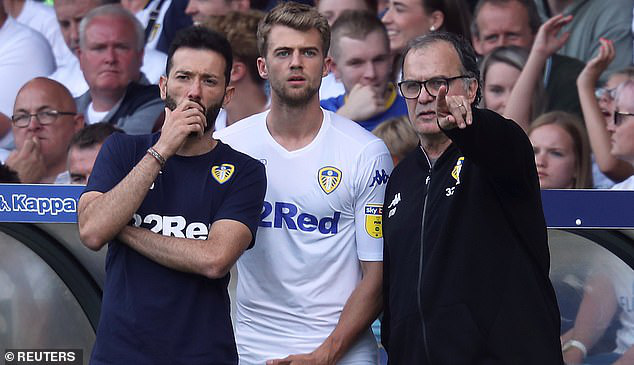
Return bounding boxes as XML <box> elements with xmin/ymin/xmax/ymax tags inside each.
<box><xmin>257</xmin><ymin>25</ymin><xmax>329</xmax><ymax>107</ymax></box>
<box><xmin>472</xmin><ymin>0</ymin><xmax>535</xmax><ymax>56</ymax></box>
<box><xmin>68</xmin><ymin>144</ymin><xmax>102</xmax><ymax>184</ymax></box>
<box><xmin>401</xmin><ymin>41</ymin><xmax>476</xmax><ymax>137</ymax></box>
<box><xmin>160</xmin><ymin>47</ymin><xmax>232</xmax><ymax>133</ymax></box>
<box><xmin>332</xmin><ymin>30</ymin><xmax>392</xmax><ymax>97</ymax></box>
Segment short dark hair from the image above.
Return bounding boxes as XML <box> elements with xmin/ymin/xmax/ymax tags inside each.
<box><xmin>471</xmin><ymin>0</ymin><xmax>542</xmax><ymax>38</ymax></box>
<box><xmin>0</xmin><ymin>164</ymin><xmax>20</xmax><ymax>183</ymax></box>
<box><xmin>257</xmin><ymin>1</ymin><xmax>331</xmax><ymax>57</ymax></box>
<box><xmin>402</xmin><ymin>31</ymin><xmax>482</xmax><ymax>107</ymax></box>
<box><xmin>166</xmin><ymin>26</ymin><xmax>234</xmax><ymax>85</ymax></box>
<box><xmin>422</xmin><ymin>0</ymin><xmax>473</xmax><ymax>41</ymax></box>
<box><xmin>68</xmin><ymin>123</ymin><xmax>121</xmax><ymax>150</ymax></box>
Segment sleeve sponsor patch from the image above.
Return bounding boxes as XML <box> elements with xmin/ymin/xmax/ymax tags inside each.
<box><xmin>364</xmin><ymin>204</ymin><xmax>383</xmax><ymax>238</ymax></box>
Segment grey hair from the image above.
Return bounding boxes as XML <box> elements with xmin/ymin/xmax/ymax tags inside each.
<box><xmin>79</xmin><ymin>4</ymin><xmax>145</xmax><ymax>51</ymax></box>
<box><xmin>401</xmin><ymin>31</ymin><xmax>482</xmax><ymax>107</ymax></box>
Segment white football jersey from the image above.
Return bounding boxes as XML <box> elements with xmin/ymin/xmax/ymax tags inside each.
<box><xmin>215</xmin><ymin>109</ymin><xmax>392</xmax><ymax>364</ymax></box>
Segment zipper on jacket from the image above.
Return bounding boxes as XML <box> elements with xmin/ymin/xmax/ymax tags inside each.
<box><xmin>417</xmin><ymin>148</ymin><xmax>433</xmax><ymax>364</ymax></box>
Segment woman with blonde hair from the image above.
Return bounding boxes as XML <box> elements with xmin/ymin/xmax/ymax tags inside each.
<box><xmin>479</xmin><ymin>46</ymin><xmax>545</xmax><ymax>118</ymax></box>
<box><xmin>528</xmin><ymin>111</ymin><xmax>593</xmax><ymax>189</ymax></box>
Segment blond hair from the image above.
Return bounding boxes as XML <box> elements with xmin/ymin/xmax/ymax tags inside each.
<box><xmin>372</xmin><ymin>116</ymin><xmax>419</xmax><ymax>163</ymax></box>
<box><xmin>257</xmin><ymin>1</ymin><xmax>330</xmax><ymax>57</ymax></box>
<box><xmin>529</xmin><ymin>111</ymin><xmax>593</xmax><ymax>189</ymax></box>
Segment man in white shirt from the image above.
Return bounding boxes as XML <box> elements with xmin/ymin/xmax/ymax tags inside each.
<box><xmin>215</xmin><ymin>2</ymin><xmax>392</xmax><ymax>364</ymax></box>
<box><xmin>4</xmin><ymin>0</ymin><xmax>74</xmax><ymax>70</ymax></box>
<box><xmin>6</xmin><ymin>77</ymin><xmax>84</xmax><ymax>183</ymax></box>
<box><xmin>0</xmin><ymin>2</ymin><xmax>55</xmax><ymax>148</ymax></box>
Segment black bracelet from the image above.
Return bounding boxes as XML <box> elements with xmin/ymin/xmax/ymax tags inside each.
<box><xmin>147</xmin><ymin>147</ymin><xmax>166</xmax><ymax>167</ymax></box>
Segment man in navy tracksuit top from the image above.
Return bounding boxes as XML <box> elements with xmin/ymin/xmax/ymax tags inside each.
<box><xmin>381</xmin><ymin>31</ymin><xmax>563</xmax><ymax>364</ymax></box>
<box><xmin>77</xmin><ymin>27</ymin><xmax>266</xmax><ymax>364</ymax></box>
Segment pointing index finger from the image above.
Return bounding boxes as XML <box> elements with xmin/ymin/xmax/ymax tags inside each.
<box><xmin>436</xmin><ymin>84</ymin><xmax>449</xmax><ymax>116</ymax></box>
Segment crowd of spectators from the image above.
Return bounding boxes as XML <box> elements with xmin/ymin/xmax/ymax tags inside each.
<box><xmin>1</xmin><ymin>0</ymin><xmax>634</xmax><ymax>362</ymax></box>
<box><xmin>1</xmin><ymin>0</ymin><xmax>632</xmax><ymax>190</ymax></box>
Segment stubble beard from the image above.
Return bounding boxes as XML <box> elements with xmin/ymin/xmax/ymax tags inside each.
<box><xmin>270</xmin><ymin>79</ymin><xmax>319</xmax><ymax>108</ymax></box>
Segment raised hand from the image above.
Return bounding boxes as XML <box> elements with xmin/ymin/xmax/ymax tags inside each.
<box><xmin>532</xmin><ymin>14</ymin><xmax>573</xmax><ymax>57</ymax></box>
<box><xmin>436</xmin><ymin>85</ymin><xmax>472</xmax><ymax>130</ymax></box>
<box><xmin>5</xmin><ymin>136</ymin><xmax>46</xmax><ymax>183</ymax></box>
<box><xmin>153</xmin><ymin>99</ymin><xmax>206</xmax><ymax>159</ymax></box>
<box><xmin>578</xmin><ymin>38</ymin><xmax>615</xmax><ymax>85</ymax></box>
<box><xmin>337</xmin><ymin>83</ymin><xmax>388</xmax><ymax>121</ymax></box>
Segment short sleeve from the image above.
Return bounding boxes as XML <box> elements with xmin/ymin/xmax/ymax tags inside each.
<box><xmin>212</xmin><ymin>158</ymin><xmax>267</xmax><ymax>249</ymax></box>
<box><xmin>84</xmin><ymin>133</ymin><xmax>135</xmax><ymax>195</ymax></box>
<box><xmin>353</xmin><ymin>139</ymin><xmax>394</xmax><ymax>261</ymax></box>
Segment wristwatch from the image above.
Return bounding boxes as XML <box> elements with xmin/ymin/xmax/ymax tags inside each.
<box><xmin>562</xmin><ymin>339</ymin><xmax>588</xmax><ymax>358</ymax></box>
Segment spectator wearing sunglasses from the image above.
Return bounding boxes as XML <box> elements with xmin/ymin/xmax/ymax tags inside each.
<box><xmin>577</xmin><ymin>39</ymin><xmax>634</xmax><ymax>188</ymax></box>
<box><xmin>609</xmin><ymin>80</ymin><xmax>634</xmax><ymax>190</ymax></box>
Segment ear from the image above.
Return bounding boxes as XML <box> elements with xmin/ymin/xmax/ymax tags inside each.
<box><xmin>230</xmin><ymin>61</ymin><xmax>247</xmax><ymax>84</ymax></box>
<box><xmin>322</xmin><ymin>56</ymin><xmax>332</xmax><ymax>78</ymax></box>
<box><xmin>159</xmin><ymin>75</ymin><xmax>167</xmax><ymax>100</ymax></box>
<box><xmin>467</xmin><ymin>78</ymin><xmax>479</xmax><ymax>104</ymax></box>
<box><xmin>73</xmin><ymin>113</ymin><xmax>85</xmax><ymax>131</ymax></box>
<box><xmin>330</xmin><ymin>59</ymin><xmax>341</xmax><ymax>81</ymax></box>
<box><xmin>257</xmin><ymin>57</ymin><xmax>268</xmax><ymax>80</ymax></box>
<box><xmin>472</xmin><ymin>34</ymin><xmax>483</xmax><ymax>55</ymax></box>
<box><xmin>223</xmin><ymin>85</ymin><xmax>235</xmax><ymax>107</ymax></box>
<box><xmin>429</xmin><ymin>10</ymin><xmax>444</xmax><ymax>32</ymax></box>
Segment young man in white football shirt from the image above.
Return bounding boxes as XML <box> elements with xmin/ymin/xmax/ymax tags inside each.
<box><xmin>215</xmin><ymin>2</ymin><xmax>393</xmax><ymax>364</ymax></box>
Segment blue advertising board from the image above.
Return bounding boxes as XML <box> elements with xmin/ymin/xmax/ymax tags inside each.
<box><xmin>0</xmin><ymin>184</ymin><xmax>84</xmax><ymax>223</ymax></box>
<box><xmin>0</xmin><ymin>185</ymin><xmax>631</xmax><ymax>228</ymax></box>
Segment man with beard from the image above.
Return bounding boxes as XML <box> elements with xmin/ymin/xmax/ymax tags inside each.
<box><xmin>215</xmin><ymin>2</ymin><xmax>392</xmax><ymax>364</ymax></box>
<box><xmin>77</xmin><ymin>26</ymin><xmax>266</xmax><ymax>364</ymax></box>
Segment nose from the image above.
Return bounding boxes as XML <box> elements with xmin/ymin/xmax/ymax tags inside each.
<box><xmin>70</xmin><ymin>22</ymin><xmax>80</xmax><ymax>50</ymax></box>
<box><xmin>534</xmin><ymin>150</ymin><xmax>547</xmax><ymax>167</ymax></box>
<box><xmin>417</xmin><ymin>84</ymin><xmax>434</xmax><ymax>105</ymax></box>
<box><xmin>185</xmin><ymin>0</ymin><xmax>197</xmax><ymax>16</ymax></box>
<box><xmin>290</xmin><ymin>50</ymin><xmax>302</xmax><ymax>69</ymax></box>
<box><xmin>186</xmin><ymin>80</ymin><xmax>202</xmax><ymax>100</ymax></box>
<box><xmin>26</xmin><ymin>115</ymin><xmax>42</xmax><ymax>131</ymax></box>
<box><xmin>607</xmin><ymin>119</ymin><xmax>617</xmax><ymax>133</ymax></box>
<box><xmin>362</xmin><ymin>63</ymin><xmax>377</xmax><ymax>81</ymax></box>
<box><xmin>382</xmin><ymin>8</ymin><xmax>393</xmax><ymax>24</ymax></box>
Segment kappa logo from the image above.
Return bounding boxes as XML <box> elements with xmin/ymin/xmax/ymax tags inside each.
<box><xmin>369</xmin><ymin>169</ymin><xmax>389</xmax><ymax>187</ymax></box>
<box><xmin>211</xmin><ymin>164</ymin><xmax>235</xmax><ymax>184</ymax></box>
<box><xmin>364</xmin><ymin>204</ymin><xmax>383</xmax><ymax>238</ymax></box>
<box><xmin>0</xmin><ymin>195</ymin><xmax>10</xmax><ymax>212</ymax></box>
<box><xmin>2</xmin><ymin>194</ymin><xmax>76</xmax><ymax>215</ymax></box>
<box><xmin>387</xmin><ymin>192</ymin><xmax>401</xmax><ymax>218</ymax></box>
<box><xmin>318</xmin><ymin>166</ymin><xmax>342</xmax><ymax>194</ymax></box>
